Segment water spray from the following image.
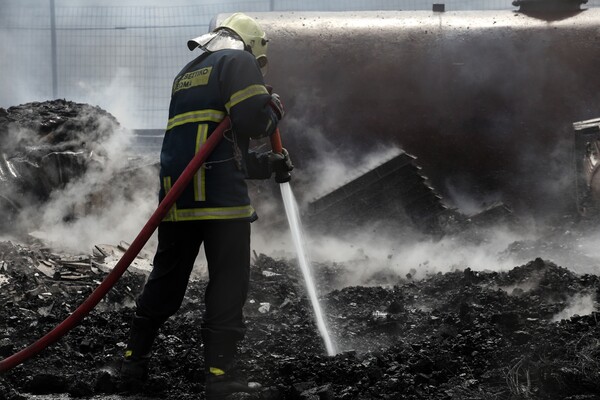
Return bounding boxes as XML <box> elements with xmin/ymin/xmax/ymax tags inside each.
<box><xmin>271</xmin><ymin>129</ymin><xmax>337</xmax><ymax>356</ymax></box>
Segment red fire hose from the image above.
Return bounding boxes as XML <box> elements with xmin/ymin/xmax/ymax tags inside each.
<box><xmin>0</xmin><ymin>117</ymin><xmax>231</xmax><ymax>374</ymax></box>
<box><xmin>270</xmin><ymin>128</ymin><xmax>283</xmax><ymax>154</ymax></box>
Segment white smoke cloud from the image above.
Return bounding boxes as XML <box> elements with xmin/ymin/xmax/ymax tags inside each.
<box><xmin>4</xmin><ymin>1</ymin><xmax>600</xmax><ymax>280</ymax></box>
<box><xmin>74</xmin><ymin>68</ymin><xmax>139</xmax><ymax>131</ymax></box>
<box><xmin>303</xmin><ymin>140</ymin><xmax>404</xmax><ymax>204</ymax></box>
<box><xmin>251</xmin><ymin>142</ymin><xmax>540</xmax><ymax>288</ymax></box>
<box><xmin>496</xmin><ymin>278</ymin><xmax>542</xmax><ymax>296</ymax></box>
<box><xmin>28</xmin><ymin>165</ymin><xmax>158</xmax><ymax>254</ymax></box>
<box><xmin>310</xmin><ymin>226</ymin><xmax>530</xmax><ymax>286</ymax></box>
<box><xmin>575</xmin><ymin>230</ymin><xmax>600</xmax><ymax>260</ymax></box>
<box><xmin>249</xmin><ymin>112</ymin><xmax>600</xmax><ymax>289</ymax></box>
<box><xmin>444</xmin><ymin>179</ymin><xmax>504</xmax><ymax>215</ymax></box>
<box><xmin>552</xmin><ymin>293</ymin><xmax>597</xmax><ymax>322</ymax></box>
<box><xmin>18</xmin><ymin>111</ymin><xmax>159</xmax><ymax>253</ymax></box>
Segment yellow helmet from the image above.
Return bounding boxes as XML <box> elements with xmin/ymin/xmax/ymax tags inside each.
<box><xmin>216</xmin><ymin>13</ymin><xmax>269</xmax><ymax>74</ymax></box>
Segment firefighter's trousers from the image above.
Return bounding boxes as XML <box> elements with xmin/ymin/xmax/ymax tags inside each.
<box><xmin>135</xmin><ymin>220</ymin><xmax>251</xmax><ymax>369</ymax></box>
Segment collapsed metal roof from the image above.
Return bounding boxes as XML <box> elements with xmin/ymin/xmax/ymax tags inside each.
<box><xmin>306</xmin><ymin>151</ymin><xmax>447</xmax><ymax>232</ymax></box>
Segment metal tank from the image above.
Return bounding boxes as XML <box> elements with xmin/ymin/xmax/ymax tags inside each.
<box><xmin>214</xmin><ymin>4</ymin><xmax>600</xmax><ymax>218</ymax></box>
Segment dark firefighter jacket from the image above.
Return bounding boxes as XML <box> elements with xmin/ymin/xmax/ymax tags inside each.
<box><xmin>159</xmin><ymin>49</ymin><xmax>279</xmax><ymax>222</ymax></box>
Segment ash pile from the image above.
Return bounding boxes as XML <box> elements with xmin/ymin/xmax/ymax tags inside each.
<box><xmin>1</xmin><ymin>100</ymin><xmax>600</xmax><ymax>400</ymax></box>
<box><xmin>0</xmin><ymin>99</ymin><xmax>157</xmax><ymax>235</ymax></box>
<box><xmin>2</xmin><ymin>240</ymin><xmax>600</xmax><ymax>399</ymax></box>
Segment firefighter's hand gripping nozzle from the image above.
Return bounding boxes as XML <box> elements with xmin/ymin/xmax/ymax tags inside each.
<box><xmin>266</xmin><ymin>84</ymin><xmax>292</xmax><ymax>183</ymax></box>
<box><xmin>269</xmin><ymin>146</ymin><xmax>293</xmax><ymax>183</ymax></box>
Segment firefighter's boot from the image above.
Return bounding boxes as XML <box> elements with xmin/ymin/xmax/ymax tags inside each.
<box><xmin>204</xmin><ymin>342</ymin><xmax>262</xmax><ymax>399</ymax></box>
<box><xmin>120</xmin><ymin>314</ymin><xmax>160</xmax><ymax>384</ymax></box>
<box><xmin>205</xmin><ymin>366</ymin><xmax>262</xmax><ymax>399</ymax></box>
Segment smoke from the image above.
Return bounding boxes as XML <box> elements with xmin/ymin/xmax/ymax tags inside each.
<box><xmin>251</xmin><ymin>113</ymin><xmax>600</xmax><ymax>290</ymax></box>
<box><xmin>16</xmin><ymin>111</ymin><xmax>159</xmax><ymax>253</ymax></box>
<box><xmin>258</xmin><ymin>218</ymin><xmax>539</xmax><ymax>288</ymax></box>
<box><xmin>496</xmin><ymin>278</ymin><xmax>541</xmax><ymax>296</ymax></box>
<box><xmin>3</xmin><ymin>3</ymin><xmax>600</xmax><ymax>278</ymax></box>
<box><xmin>445</xmin><ymin>179</ymin><xmax>504</xmax><ymax>215</ymax></box>
<box><xmin>28</xmin><ymin>171</ymin><xmax>158</xmax><ymax>254</ymax></box>
<box><xmin>300</xmin><ymin>138</ymin><xmax>404</xmax><ymax>204</ymax></box>
<box><xmin>552</xmin><ymin>293</ymin><xmax>597</xmax><ymax>322</ymax></box>
<box><xmin>574</xmin><ymin>230</ymin><xmax>600</xmax><ymax>260</ymax></box>
<box><xmin>74</xmin><ymin>68</ymin><xmax>139</xmax><ymax>130</ymax></box>
<box><xmin>250</xmin><ymin>127</ymin><xmax>540</xmax><ymax>288</ymax></box>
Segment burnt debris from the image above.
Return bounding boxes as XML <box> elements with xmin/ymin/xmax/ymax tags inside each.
<box><xmin>306</xmin><ymin>151</ymin><xmax>447</xmax><ymax>233</ymax></box>
<box><xmin>0</xmin><ymin>100</ymin><xmax>118</xmax><ymax>230</ymax></box>
<box><xmin>1</xmin><ymin>240</ymin><xmax>600</xmax><ymax>399</ymax></box>
<box><xmin>0</xmin><ymin>100</ymin><xmax>157</xmax><ymax>233</ymax></box>
<box><xmin>305</xmin><ymin>151</ymin><xmax>515</xmax><ymax>235</ymax></box>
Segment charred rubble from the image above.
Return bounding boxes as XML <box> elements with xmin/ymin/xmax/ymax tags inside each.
<box><xmin>304</xmin><ymin>149</ymin><xmax>516</xmax><ymax>236</ymax></box>
<box><xmin>1</xmin><ymin>237</ymin><xmax>600</xmax><ymax>400</ymax></box>
<box><xmin>0</xmin><ymin>99</ymin><xmax>526</xmax><ymax>241</ymax></box>
<box><xmin>1</xmin><ymin>100</ymin><xmax>599</xmax><ymax>400</ymax></box>
<box><xmin>0</xmin><ymin>99</ymin><xmax>156</xmax><ymax>233</ymax></box>
<box><xmin>0</xmin><ymin>100</ymin><xmax>116</xmax><ymax>223</ymax></box>
<box><xmin>306</xmin><ymin>151</ymin><xmax>448</xmax><ymax>234</ymax></box>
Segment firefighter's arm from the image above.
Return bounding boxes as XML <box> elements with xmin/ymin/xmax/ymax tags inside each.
<box><xmin>219</xmin><ymin>50</ymin><xmax>281</xmax><ymax>139</ymax></box>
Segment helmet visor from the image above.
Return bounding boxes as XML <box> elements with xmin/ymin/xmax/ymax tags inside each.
<box><xmin>187</xmin><ymin>30</ymin><xmax>245</xmax><ymax>52</ymax></box>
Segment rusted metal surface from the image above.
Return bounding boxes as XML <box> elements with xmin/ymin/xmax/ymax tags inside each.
<box><xmin>215</xmin><ymin>9</ymin><xmax>600</xmax><ymax>217</ymax></box>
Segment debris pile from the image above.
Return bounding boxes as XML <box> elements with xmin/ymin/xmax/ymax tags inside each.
<box><xmin>0</xmin><ymin>100</ymin><xmax>117</xmax><ymax>227</ymax></box>
<box><xmin>1</xmin><ymin>237</ymin><xmax>600</xmax><ymax>400</ymax></box>
<box><xmin>305</xmin><ymin>150</ymin><xmax>516</xmax><ymax>236</ymax></box>
<box><xmin>307</xmin><ymin>151</ymin><xmax>447</xmax><ymax>233</ymax></box>
<box><xmin>0</xmin><ymin>99</ymin><xmax>156</xmax><ymax>234</ymax></box>
<box><xmin>1</xmin><ymin>100</ymin><xmax>599</xmax><ymax>400</ymax></box>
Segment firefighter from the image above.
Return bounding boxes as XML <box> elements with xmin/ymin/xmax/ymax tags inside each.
<box><xmin>120</xmin><ymin>13</ymin><xmax>292</xmax><ymax>398</ymax></box>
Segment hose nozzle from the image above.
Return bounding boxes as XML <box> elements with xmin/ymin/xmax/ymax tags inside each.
<box><xmin>270</xmin><ymin>128</ymin><xmax>292</xmax><ymax>183</ymax></box>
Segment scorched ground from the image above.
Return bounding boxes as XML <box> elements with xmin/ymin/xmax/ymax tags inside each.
<box><xmin>1</xmin><ymin>237</ymin><xmax>600</xmax><ymax>400</ymax></box>
<box><xmin>1</xmin><ymin>100</ymin><xmax>600</xmax><ymax>399</ymax></box>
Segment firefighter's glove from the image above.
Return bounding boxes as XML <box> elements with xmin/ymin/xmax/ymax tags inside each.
<box><xmin>269</xmin><ymin>148</ymin><xmax>293</xmax><ymax>183</ymax></box>
<box><xmin>269</xmin><ymin>93</ymin><xmax>285</xmax><ymax>121</ymax></box>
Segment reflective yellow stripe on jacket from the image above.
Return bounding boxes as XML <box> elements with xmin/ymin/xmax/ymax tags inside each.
<box><xmin>166</xmin><ymin>109</ymin><xmax>226</xmax><ymax>131</ymax></box>
<box><xmin>162</xmin><ymin>175</ymin><xmax>255</xmax><ymax>222</ymax></box>
<box><xmin>194</xmin><ymin>124</ymin><xmax>208</xmax><ymax>202</ymax></box>
<box><xmin>171</xmin><ymin>205</ymin><xmax>255</xmax><ymax>221</ymax></box>
<box><xmin>225</xmin><ymin>84</ymin><xmax>269</xmax><ymax>113</ymax></box>
<box><xmin>163</xmin><ymin>176</ymin><xmax>176</xmax><ymax>222</ymax></box>
<box><xmin>162</xmin><ymin>204</ymin><xmax>255</xmax><ymax>222</ymax></box>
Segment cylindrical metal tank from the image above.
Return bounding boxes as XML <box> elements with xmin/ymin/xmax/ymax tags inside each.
<box><xmin>216</xmin><ymin>8</ymin><xmax>600</xmax><ymax>217</ymax></box>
